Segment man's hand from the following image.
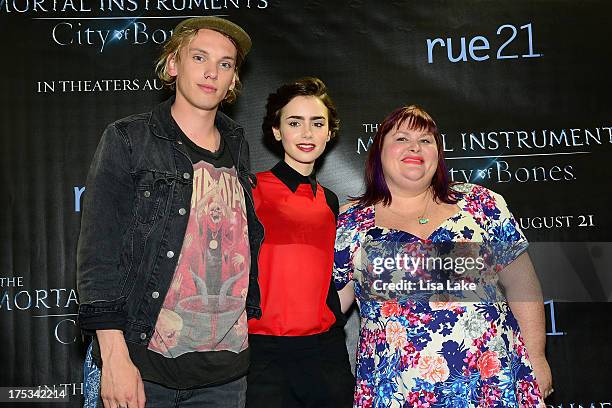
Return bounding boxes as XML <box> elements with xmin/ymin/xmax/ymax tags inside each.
<box><xmin>97</xmin><ymin>330</ymin><xmax>146</xmax><ymax>408</ymax></box>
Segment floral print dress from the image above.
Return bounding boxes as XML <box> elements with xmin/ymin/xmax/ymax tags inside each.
<box><xmin>334</xmin><ymin>183</ymin><xmax>543</xmax><ymax>408</ymax></box>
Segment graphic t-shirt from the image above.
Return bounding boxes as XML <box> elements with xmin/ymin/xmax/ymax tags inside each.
<box><xmin>128</xmin><ymin>128</ymin><xmax>250</xmax><ymax>389</ymax></box>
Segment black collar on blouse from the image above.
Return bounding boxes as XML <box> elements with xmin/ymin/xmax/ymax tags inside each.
<box><xmin>271</xmin><ymin>161</ymin><xmax>318</xmax><ymax>196</ymax></box>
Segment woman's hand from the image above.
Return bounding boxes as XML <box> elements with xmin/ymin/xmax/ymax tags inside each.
<box><xmin>531</xmin><ymin>354</ymin><xmax>553</xmax><ymax>400</ymax></box>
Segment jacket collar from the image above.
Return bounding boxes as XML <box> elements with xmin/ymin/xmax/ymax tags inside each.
<box><xmin>271</xmin><ymin>160</ymin><xmax>318</xmax><ymax>196</ymax></box>
<box><xmin>148</xmin><ymin>96</ymin><xmax>243</xmax><ymax>141</ymax></box>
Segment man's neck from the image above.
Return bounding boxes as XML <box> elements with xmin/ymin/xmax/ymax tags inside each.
<box><xmin>170</xmin><ymin>96</ymin><xmax>220</xmax><ymax>150</ymax></box>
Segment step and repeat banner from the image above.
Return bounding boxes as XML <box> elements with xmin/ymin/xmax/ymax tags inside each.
<box><xmin>1</xmin><ymin>1</ymin><xmax>611</xmax><ymax>407</ymax></box>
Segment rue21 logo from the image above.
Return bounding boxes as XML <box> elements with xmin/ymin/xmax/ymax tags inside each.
<box><xmin>427</xmin><ymin>23</ymin><xmax>542</xmax><ymax>63</ymax></box>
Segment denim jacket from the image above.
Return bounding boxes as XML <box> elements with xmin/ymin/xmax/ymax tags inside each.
<box><xmin>77</xmin><ymin>97</ymin><xmax>263</xmax><ymax>346</ymax></box>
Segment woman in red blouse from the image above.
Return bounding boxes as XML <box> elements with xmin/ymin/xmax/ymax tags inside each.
<box><xmin>246</xmin><ymin>77</ymin><xmax>354</xmax><ymax>407</ymax></box>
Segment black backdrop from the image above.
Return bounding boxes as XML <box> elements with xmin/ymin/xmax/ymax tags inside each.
<box><xmin>2</xmin><ymin>1</ymin><xmax>612</xmax><ymax>406</ymax></box>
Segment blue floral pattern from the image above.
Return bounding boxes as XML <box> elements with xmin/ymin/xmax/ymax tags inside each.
<box><xmin>334</xmin><ymin>184</ymin><xmax>543</xmax><ymax>408</ymax></box>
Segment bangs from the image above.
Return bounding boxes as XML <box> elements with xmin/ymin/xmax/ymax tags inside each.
<box><xmin>391</xmin><ymin>106</ymin><xmax>439</xmax><ymax>136</ymax></box>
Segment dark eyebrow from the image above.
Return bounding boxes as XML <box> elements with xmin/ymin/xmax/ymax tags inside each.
<box><xmin>286</xmin><ymin>116</ymin><xmax>326</xmax><ymax>120</ymax></box>
<box><xmin>188</xmin><ymin>48</ymin><xmax>236</xmax><ymax>61</ymax></box>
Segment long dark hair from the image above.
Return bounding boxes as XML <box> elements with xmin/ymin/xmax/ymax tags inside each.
<box><xmin>354</xmin><ymin>105</ymin><xmax>457</xmax><ymax>207</ymax></box>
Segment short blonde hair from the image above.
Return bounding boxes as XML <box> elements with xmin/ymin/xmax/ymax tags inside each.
<box><xmin>154</xmin><ymin>27</ymin><xmax>244</xmax><ymax>104</ymax></box>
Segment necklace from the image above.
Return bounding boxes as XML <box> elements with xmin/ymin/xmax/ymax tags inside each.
<box><xmin>209</xmin><ymin>229</ymin><xmax>219</xmax><ymax>250</ymax></box>
<box><xmin>417</xmin><ymin>191</ymin><xmax>431</xmax><ymax>225</ymax></box>
<box><xmin>385</xmin><ymin>190</ymin><xmax>432</xmax><ymax>224</ymax></box>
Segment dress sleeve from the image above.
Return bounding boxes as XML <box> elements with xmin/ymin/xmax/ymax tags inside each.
<box><xmin>486</xmin><ymin>190</ymin><xmax>529</xmax><ymax>269</ymax></box>
<box><xmin>333</xmin><ymin>207</ymin><xmax>359</xmax><ymax>290</ymax></box>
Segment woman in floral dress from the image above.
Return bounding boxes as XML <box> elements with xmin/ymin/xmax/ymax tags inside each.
<box><xmin>334</xmin><ymin>106</ymin><xmax>553</xmax><ymax>407</ymax></box>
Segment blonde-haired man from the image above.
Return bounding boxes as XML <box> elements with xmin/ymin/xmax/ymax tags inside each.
<box><xmin>77</xmin><ymin>17</ymin><xmax>263</xmax><ymax>408</ymax></box>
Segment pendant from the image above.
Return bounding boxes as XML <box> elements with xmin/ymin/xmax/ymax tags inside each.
<box><xmin>209</xmin><ymin>239</ymin><xmax>218</xmax><ymax>250</ymax></box>
<box><xmin>418</xmin><ymin>217</ymin><xmax>430</xmax><ymax>225</ymax></box>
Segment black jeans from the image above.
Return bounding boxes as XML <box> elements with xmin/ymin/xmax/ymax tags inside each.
<box><xmin>97</xmin><ymin>377</ymin><xmax>247</xmax><ymax>408</ymax></box>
